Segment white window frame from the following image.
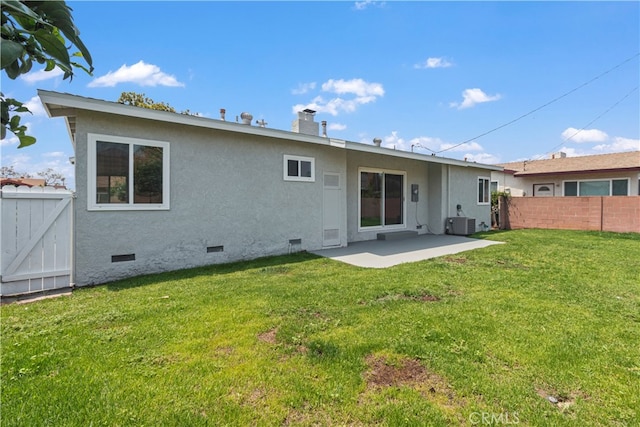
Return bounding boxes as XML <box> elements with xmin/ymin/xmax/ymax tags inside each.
<box><xmin>358</xmin><ymin>167</ymin><xmax>407</xmax><ymax>231</ymax></box>
<box><xmin>283</xmin><ymin>155</ymin><xmax>315</xmax><ymax>182</ymax></box>
<box><xmin>562</xmin><ymin>178</ymin><xmax>630</xmax><ymax>197</ymax></box>
<box><xmin>88</xmin><ymin>133</ymin><xmax>170</xmax><ymax>211</ymax></box>
<box><xmin>478</xmin><ymin>177</ymin><xmax>491</xmax><ymax>205</ymax></box>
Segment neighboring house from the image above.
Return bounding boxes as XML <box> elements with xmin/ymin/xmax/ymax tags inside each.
<box><xmin>0</xmin><ymin>178</ymin><xmax>46</xmax><ymax>187</ymax></box>
<box><xmin>39</xmin><ymin>90</ymin><xmax>501</xmax><ymax>286</ymax></box>
<box><xmin>492</xmin><ymin>151</ymin><xmax>640</xmax><ymax>197</ymax></box>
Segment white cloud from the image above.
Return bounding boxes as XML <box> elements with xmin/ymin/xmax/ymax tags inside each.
<box><xmin>414</xmin><ymin>57</ymin><xmax>453</xmax><ymax>69</ymax></box>
<box><xmin>450</xmin><ymin>88</ymin><xmax>501</xmax><ymax>109</ymax></box>
<box><xmin>20</xmin><ymin>67</ymin><xmax>65</xmax><ymax>84</ymax></box>
<box><xmin>328</xmin><ymin>123</ymin><xmax>347</xmax><ymax>131</ymax></box>
<box><xmin>88</xmin><ymin>61</ymin><xmax>184</xmax><ymax>88</ymax></box>
<box><xmin>22</xmin><ymin>96</ymin><xmax>47</xmax><ymax>117</ymax></box>
<box><xmin>292</xmin><ymin>78</ymin><xmax>384</xmax><ymax>116</ymax></box>
<box><xmin>292</xmin><ymin>82</ymin><xmax>316</xmax><ymax>95</ymax></box>
<box><xmin>464</xmin><ymin>152</ymin><xmax>500</xmax><ymax>164</ymax></box>
<box><xmin>382</xmin><ymin>131</ymin><xmax>408</xmax><ymax>151</ymax></box>
<box><xmin>593</xmin><ymin>137</ymin><xmax>640</xmax><ymax>153</ymax></box>
<box><xmin>354</xmin><ymin>1</ymin><xmax>385</xmax><ymax>10</ymax></box>
<box><xmin>440</xmin><ymin>141</ymin><xmax>483</xmax><ymax>152</ymax></box>
<box><xmin>0</xmin><ymin>134</ymin><xmax>19</xmax><ymax>147</ymax></box>
<box><xmin>561</xmin><ymin>127</ymin><xmax>608</xmax><ymax>143</ymax></box>
<box><xmin>322</xmin><ymin>79</ymin><xmax>384</xmax><ymax>97</ymax></box>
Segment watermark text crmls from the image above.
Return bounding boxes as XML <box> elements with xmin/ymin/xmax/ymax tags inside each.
<box><xmin>469</xmin><ymin>411</ymin><xmax>520</xmax><ymax>425</ymax></box>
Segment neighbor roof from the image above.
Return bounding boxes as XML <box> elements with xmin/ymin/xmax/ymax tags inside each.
<box><xmin>498</xmin><ymin>151</ymin><xmax>640</xmax><ymax>177</ymax></box>
<box><xmin>38</xmin><ymin>90</ymin><xmax>502</xmax><ymax>172</ymax></box>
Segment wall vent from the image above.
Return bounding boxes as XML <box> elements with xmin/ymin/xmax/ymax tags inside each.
<box><xmin>207</xmin><ymin>245</ymin><xmax>224</xmax><ymax>253</ymax></box>
<box><xmin>112</xmin><ymin>254</ymin><xmax>135</xmax><ymax>262</ymax></box>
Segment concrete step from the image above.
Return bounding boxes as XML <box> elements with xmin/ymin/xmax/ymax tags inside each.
<box><xmin>377</xmin><ymin>230</ymin><xmax>419</xmax><ymax>241</ymax></box>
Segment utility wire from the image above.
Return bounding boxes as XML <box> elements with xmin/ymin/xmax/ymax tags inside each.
<box><xmin>436</xmin><ymin>52</ymin><xmax>640</xmax><ymax>154</ymax></box>
<box><xmin>533</xmin><ymin>85</ymin><xmax>639</xmax><ymax>161</ymax></box>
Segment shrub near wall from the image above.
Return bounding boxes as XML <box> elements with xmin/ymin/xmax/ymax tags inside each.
<box><xmin>502</xmin><ymin>196</ymin><xmax>640</xmax><ymax>233</ymax></box>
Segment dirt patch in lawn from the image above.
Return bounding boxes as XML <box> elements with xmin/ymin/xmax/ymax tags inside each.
<box><xmin>536</xmin><ymin>387</ymin><xmax>586</xmax><ymax>414</ymax></box>
<box><xmin>444</xmin><ymin>257</ymin><xmax>467</xmax><ymax>264</ymax></box>
<box><xmin>257</xmin><ymin>328</ymin><xmax>278</xmax><ymax>344</ymax></box>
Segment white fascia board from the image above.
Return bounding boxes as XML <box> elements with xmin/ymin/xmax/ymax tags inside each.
<box><xmin>37</xmin><ymin>90</ymin><xmax>335</xmax><ymax>149</ymax></box>
<box><xmin>344</xmin><ymin>141</ymin><xmax>503</xmax><ymax>172</ymax></box>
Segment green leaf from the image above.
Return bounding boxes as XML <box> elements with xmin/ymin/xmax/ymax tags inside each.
<box><xmin>44</xmin><ymin>59</ymin><xmax>55</xmax><ymax>71</ymax></box>
<box><xmin>5</xmin><ymin>59</ymin><xmax>21</xmax><ymax>79</ymax></box>
<box><xmin>34</xmin><ymin>28</ymin><xmax>70</xmax><ymax>69</ymax></box>
<box><xmin>17</xmin><ymin>134</ymin><xmax>36</xmax><ymax>148</ymax></box>
<box><xmin>1</xmin><ymin>39</ymin><xmax>24</xmax><ymax>71</ymax></box>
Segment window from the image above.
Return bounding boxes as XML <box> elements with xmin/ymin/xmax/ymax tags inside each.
<box><xmin>284</xmin><ymin>155</ymin><xmax>314</xmax><ymax>182</ymax></box>
<box><xmin>359</xmin><ymin>168</ymin><xmax>405</xmax><ymax>229</ymax></box>
<box><xmin>88</xmin><ymin>134</ymin><xmax>170</xmax><ymax>210</ymax></box>
<box><xmin>478</xmin><ymin>177</ymin><xmax>490</xmax><ymax>204</ymax></box>
<box><xmin>563</xmin><ymin>179</ymin><xmax>629</xmax><ymax>196</ymax></box>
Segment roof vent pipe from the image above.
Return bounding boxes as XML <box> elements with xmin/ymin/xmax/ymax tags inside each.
<box><xmin>220</xmin><ymin>108</ymin><xmax>226</xmax><ymax>121</ymax></box>
<box><xmin>321</xmin><ymin>121</ymin><xmax>327</xmax><ymax>137</ymax></box>
<box><xmin>240</xmin><ymin>112</ymin><xmax>253</xmax><ymax>125</ymax></box>
<box><xmin>373</xmin><ymin>138</ymin><xmax>382</xmax><ymax>147</ymax></box>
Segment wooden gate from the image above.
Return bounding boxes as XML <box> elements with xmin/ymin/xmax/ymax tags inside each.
<box><xmin>1</xmin><ymin>186</ymin><xmax>73</xmax><ymax>297</ymax></box>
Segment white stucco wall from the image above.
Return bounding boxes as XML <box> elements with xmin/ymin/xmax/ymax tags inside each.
<box><xmin>73</xmin><ymin>111</ymin><xmax>346</xmax><ymax>285</ymax></box>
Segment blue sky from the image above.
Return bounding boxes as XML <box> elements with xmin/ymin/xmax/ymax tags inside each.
<box><xmin>2</xmin><ymin>1</ymin><xmax>639</xmax><ymax>189</ymax></box>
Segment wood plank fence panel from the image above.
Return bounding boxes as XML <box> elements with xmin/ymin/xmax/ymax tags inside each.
<box><xmin>1</xmin><ymin>185</ymin><xmax>73</xmax><ymax>297</ymax></box>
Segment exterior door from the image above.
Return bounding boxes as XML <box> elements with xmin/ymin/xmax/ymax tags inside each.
<box><xmin>322</xmin><ymin>173</ymin><xmax>342</xmax><ymax>247</ymax></box>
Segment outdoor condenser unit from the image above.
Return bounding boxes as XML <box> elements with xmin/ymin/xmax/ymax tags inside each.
<box><xmin>447</xmin><ymin>217</ymin><xmax>476</xmax><ymax>236</ymax></box>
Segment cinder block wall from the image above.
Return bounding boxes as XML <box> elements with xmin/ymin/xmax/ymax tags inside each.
<box><xmin>502</xmin><ymin>196</ymin><xmax>640</xmax><ymax>233</ymax></box>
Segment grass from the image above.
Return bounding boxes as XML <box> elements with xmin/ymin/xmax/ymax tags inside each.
<box><xmin>1</xmin><ymin>229</ymin><xmax>639</xmax><ymax>426</ymax></box>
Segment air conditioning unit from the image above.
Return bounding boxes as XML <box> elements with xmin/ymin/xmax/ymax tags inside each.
<box><xmin>446</xmin><ymin>217</ymin><xmax>476</xmax><ymax>235</ymax></box>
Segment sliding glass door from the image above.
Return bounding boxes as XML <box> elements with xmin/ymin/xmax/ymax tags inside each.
<box><xmin>359</xmin><ymin>169</ymin><xmax>405</xmax><ymax>229</ymax></box>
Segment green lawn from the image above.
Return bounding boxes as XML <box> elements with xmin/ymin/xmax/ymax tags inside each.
<box><xmin>2</xmin><ymin>229</ymin><xmax>639</xmax><ymax>426</ymax></box>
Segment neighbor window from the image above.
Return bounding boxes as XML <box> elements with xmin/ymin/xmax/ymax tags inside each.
<box><xmin>88</xmin><ymin>134</ymin><xmax>170</xmax><ymax>210</ymax></box>
<box><xmin>563</xmin><ymin>179</ymin><xmax>629</xmax><ymax>196</ymax></box>
<box><xmin>478</xmin><ymin>177</ymin><xmax>490</xmax><ymax>204</ymax></box>
<box><xmin>284</xmin><ymin>155</ymin><xmax>314</xmax><ymax>182</ymax></box>
<box><xmin>359</xmin><ymin>168</ymin><xmax>405</xmax><ymax>229</ymax></box>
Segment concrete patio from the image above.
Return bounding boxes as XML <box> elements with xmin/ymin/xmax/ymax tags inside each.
<box><xmin>311</xmin><ymin>234</ymin><xmax>503</xmax><ymax>268</ymax></box>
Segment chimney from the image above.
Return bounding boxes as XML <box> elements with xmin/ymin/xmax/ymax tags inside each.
<box><xmin>292</xmin><ymin>109</ymin><xmax>319</xmax><ymax>136</ymax></box>
<box><xmin>550</xmin><ymin>151</ymin><xmax>567</xmax><ymax>159</ymax></box>
<box><xmin>321</xmin><ymin>120</ymin><xmax>327</xmax><ymax>137</ymax></box>
<box><xmin>220</xmin><ymin>108</ymin><xmax>226</xmax><ymax>121</ymax></box>
<box><xmin>373</xmin><ymin>138</ymin><xmax>382</xmax><ymax>147</ymax></box>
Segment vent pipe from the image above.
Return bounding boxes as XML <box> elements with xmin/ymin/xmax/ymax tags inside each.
<box><xmin>220</xmin><ymin>108</ymin><xmax>226</xmax><ymax>121</ymax></box>
<box><xmin>373</xmin><ymin>137</ymin><xmax>382</xmax><ymax>147</ymax></box>
<box><xmin>321</xmin><ymin>121</ymin><xmax>327</xmax><ymax>137</ymax></box>
<box><xmin>240</xmin><ymin>112</ymin><xmax>253</xmax><ymax>125</ymax></box>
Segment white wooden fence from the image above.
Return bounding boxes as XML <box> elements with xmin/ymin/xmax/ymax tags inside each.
<box><xmin>1</xmin><ymin>185</ymin><xmax>73</xmax><ymax>297</ymax></box>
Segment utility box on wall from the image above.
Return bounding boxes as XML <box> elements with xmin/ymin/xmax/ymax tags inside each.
<box><xmin>446</xmin><ymin>217</ymin><xmax>476</xmax><ymax>235</ymax></box>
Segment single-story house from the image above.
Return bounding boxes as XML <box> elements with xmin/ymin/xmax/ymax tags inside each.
<box><xmin>39</xmin><ymin>90</ymin><xmax>502</xmax><ymax>286</ymax></box>
<box><xmin>492</xmin><ymin>151</ymin><xmax>640</xmax><ymax>197</ymax></box>
<box><xmin>0</xmin><ymin>178</ymin><xmax>47</xmax><ymax>187</ymax></box>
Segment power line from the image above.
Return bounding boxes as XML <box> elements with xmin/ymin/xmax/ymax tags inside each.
<box><xmin>534</xmin><ymin>86</ymin><xmax>639</xmax><ymax>161</ymax></box>
<box><xmin>436</xmin><ymin>52</ymin><xmax>640</xmax><ymax>154</ymax></box>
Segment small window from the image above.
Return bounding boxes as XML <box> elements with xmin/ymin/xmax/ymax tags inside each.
<box><xmin>284</xmin><ymin>155</ymin><xmax>315</xmax><ymax>182</ymax></box>
<box><xmin>564</xmin><ymin>181</ymin><xmax>578</xmax><ymax>196</ymax></box>
<box><xmin>612</xmin><ymin>179</ymin><xmax>628</xmax><ymax>196</ymax></box>
<box><xmin>88</xmin><ymin>134</ymin><xmax>170</xmax><ymax>210</ymax></box>
<box><xmin>478</xmin><ymin>177</ymin><xmax>490</xmax><ymax>204</ymax></box>
<box><xmin>564</xmin><ymin>179</ymin><xmax>630</xmax><ymax>196</ymax></box>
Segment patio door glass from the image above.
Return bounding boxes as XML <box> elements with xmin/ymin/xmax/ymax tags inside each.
<box><xmin>360</xmin><ymin>170</ymin><xmax>404</xmax><ymax>229</ymax></box>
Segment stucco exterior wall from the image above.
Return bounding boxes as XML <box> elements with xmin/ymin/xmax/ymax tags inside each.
<box><xmin>73</xmin><ymin>111</ymin><xmax>346</xmax><ymax>285</ymax></box>
<box><xmin>445</xmin><ymin>165</ymin><xmax>493</xmax><ymax>232</ymax></box>
<box><xmin>344</xmin><ymin>152</ymin><xmax>492</xmax><ymax>241</ymax></box>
